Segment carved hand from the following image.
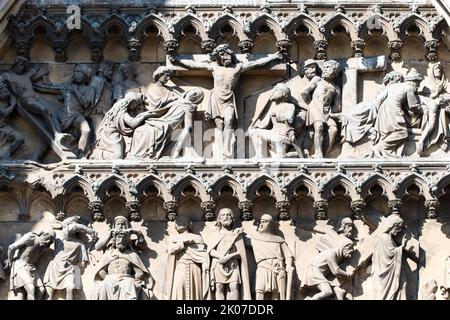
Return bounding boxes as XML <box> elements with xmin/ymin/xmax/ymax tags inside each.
<box><xmin>3</xmin><ymin>259</ymin><xmax>10</xmax><ymax>271</ymax></box>
<box><xmin>219</xmin><ymin>254</ymin><xmax>232</xmax><ymax>264</ymax></box>
<box><xmin>205</xmin><ymin>112</ymin><xmax>211</xmax><ymax>122</ymax></box>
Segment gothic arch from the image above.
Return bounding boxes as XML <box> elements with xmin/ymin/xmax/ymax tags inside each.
<box><xmin>171</xmin><ymin>176</ymin><xmax>209</xmax><ymax>202</ymax></box>
<box><xmin>246</xmin><ymin>175</ymin><xmax>283</xmax><ymax>201</ymax></box>
<box><xmin>96</xmin><ymin>175</ymin><xmax>132</xmax><ymax>202</ymax></box>
<box><xmin>210</xmin><ymin>175</ymin><xmax>246</xmax><ymax>202</ymax></box>
<box><xmin>321</xmin><ymin>174</ymin><xmax>358</xmax><ymax>201</ymax></box>
<box><xmin>358</xmin><ymin>14</ymin><xmax>399</xmax><ymax>42</ymax></box>
<box><xmin>208</xmin><ymin>14</ymin><xmax>246</xmax><ymax>42</ymax></box>
<box><xmin>396</xmin><ymin>173</ymin><xmax>433</xmax><ymax>200</ymax></box>
<box><xmin>62</xmin><ymin>175</ymin><xmax>96</xmax><ymax>202</ymax></box>
<box><xmin>398</xmin><ymin>13</ymin><xmax>433</xmax><ymax>41</ymax></box>
<box><xmin>136</xmin><ymin>175</ymin><xmax>171</xmax><ymax>202</ymax></box>
<box><xmin>285</xmin><ymin>174</ymin><xmax>320</xmax><ymax>201</ymax></box>
<box><xmin>246</xmin><ymin>14</ymin><xmax>285</xmax><ymax>41</ymax></box>
<box><xmin>99</xmin><ymin>13</ymin><xmax>130</xmax><ymax>43</ymax></box>
<box><xmin>360</xmin><ymin>173</ymin><xmax>395</xmax><ymax>200</ymax></box>
<box><xmin>322</xmin><ymin>13</ymin><xmax>358</xmax><ymax>41</ymax></box>
<box><xmin>61</xmin><ymin>17</ymin><xmax>96</xmax><ymax>42</ymax></box>
<box><xmin>29</xmin><ymin>15</ymin><xmax>57</xmax><ymax>41</ymax></box>
<box><xmin>283</xmin><ymin>13</ymin><xmax>324</xmax><ymax>41</ymax></box>
<box><xmin>134</xmin><ymin>13</ymin><xmax>172</xmax><ymax>42</ymax></box>
<box><xmin>171</xmin><ymin>14</ymin><xmax>208</xmax><ymax>41</ymax></box>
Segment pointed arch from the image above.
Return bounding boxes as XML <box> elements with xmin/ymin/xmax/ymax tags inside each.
<box><xmin>398</xmin><ymin>13</ymin><xmax>433</xmax><ymax>41</ymax></box>
<box><xmin>286</xmin><ymin>174</ymin><xmax>320</xmax><ymax>201</ymax></box>
<box><xmin>396</xmin><ymin>173</ymin><xmax>432</xmax><ymax>200</ymax></box>
<box><xmin>322</xmin><ymin>13</ymin><xmax>358</xmax><ymax>41</ymax></box>
<box><xmin>29</xmin><ymin>15</ymin><xmax>57</xmax><ymax>41</ymax></box>
<box><xmin>96</xmin><ymin>175</ymin><xmax>132</xmax><ymax>202</ymax></box>
<box><xmin>134</xmin><ymin>13</ymin><xmax>172</xmax><ymax>42</ymax></box>
<box><xmin>208</xmin><ymin>14</ymin><xmax>246</xmax><ymax>42</ymax></box>
<box><xmin>358</xmin><ymin>14</ymin><xmax>399</xmax><ymax>42</ymax></box>
<box><xmin>61</xmin><ymin>17</ymin><xmax>96</xmax><ymax>42</ymax></box>
<box><xmin>246</xmin><ymin>175</ymin><xmax>283</xmax><ymax>201</ymax></box>
<box><xmin>360</xmin><ymin>173</ymin><xmax>395</xmax><ymax>200</ymax></box>
<box><xmin>283</xmin><ymin>13</ymin><xmax>324</xmax><ymax>41</ymax></box>
<box><xmin>99</xmin><ymin>13</ymin><xmax>130</xmax><ymax>43</ymax></box>
<box><xmin>136</xmin><ymin>175</ymin><xmax>171</xmax><ymax>202</ymax></box>
<box><xmin>432</xmin><ymin>16</ymin><xmax>447</xmax><ymax>40</ymax></box>
<box><xmin>247</xmin><ymin>14</ymin><xmax>285</xmax><ymax>41</ymax></box>
<box><xmin>322</xmin><ymin>174</ymin><xmax>358</xmax><ymax>201</ymax></box>
<box><xmin>62</xmin><ymin>175</ymin><xmax>95</xmax><ymax>202</ymax></box>
<box><xmin>171</xmin><ymin>175</ymin><xmax>209</xmax><ymax>202</ymax></box>
<box><xmin>210</xmin><ymin>175</ymin><xmax>246</xmax><ymax>202</ymax></box>
<box><xmin>171</xmin><ymin>14</ymin><xmax>208</xmax><ymax>41</ymax></box>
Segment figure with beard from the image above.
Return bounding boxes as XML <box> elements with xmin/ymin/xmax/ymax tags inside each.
<box><xmin>6</xmin><ymin>231</ymin><xmax>55</xmax><ymax>300</ymax></box>
<box><xmin>95</xmin><ymin>216</ymin><xmax>146</xmax><ymax>253</ymax></box>
<box><xmin>92</xmin><ymin>230</ymin><xmax>153</xmax><ymax>300</ymax></box>
<box><xmin>204</xmin><ymin>208</ymin><xmax>251</xmax><ymax>300</ymax></box>
<box><xmin>248</xmin><ymin>214</ymin><xmax>294</xmax><ymax>300</ymax></box>
<box><xmin>303</xmin><ymin>237</ymin><xmax>354</xmax><ymax>300</ymax></box>
<box><xmin>371</xmin><ymin>215</ymin><xmax>410</xmax><ymax>300</ymax></box>
<box><xmin>336</xmin><ymin>217</ymin><xmax>355</xmax><ymax>240</ymax></box>
<box><xmin>170</xmin><ymin>44</ymin><xmax>282</xmax><ymax>159</ymax></box>
<box><xmin>44</xmin><ymin>216</ymin><xmax>97</xmax><ymax>300</ymax></box>
<box><xmin>301</xmin><ymin>60</ymin><xmax>341</xmax><ymax>158</ymax></box>
<box><xmin>165</xmin><ymin>216</ymin><xmax>206</xmax><ymax>300</ymax></box>
<box><xmin>249</xmin><ymin>83</ymin><xmax>297</xmax><ymax>159</ymax></box>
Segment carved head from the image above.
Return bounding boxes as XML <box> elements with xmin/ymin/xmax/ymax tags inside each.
<box><xmin>216</xmin><ymin>208</ymin><xmax>234</xmax><ymax>229</ymax></box>
<box><xmin>257</xmin><ymin>214</ymin><xmax>273</xmax><ymax>233</ymax></box>
<box><xmin>382</xmin><ymin>214</ymin><xmax>405</xmax><ymax>237</ymax></box>
<box><xmin>38</xmin><ymin>230</ymin><xmax>56</xmax><ymax>246</ymax></box>
<box><xmin>211</xmin><ymin>44</ymin><xmax>237</xmax><ymax>67</ymax></box>
<box><xmin>336</xmin><ymin>237</ymin><xmax>354</xmax><ymax>261</ymax></box>
<box><xmin>337</xmin><ymin>217</ymin><xmax>354</xmax><ymax>239</ymax></box>
<box><xmin>270</xmin><ymin>83</ymin><xmax>291</xmax><ymax>103</ymax></box>
<box><xmin>322</xmin><ymin>60</ymin><xmax>340</xmax><ymax>81</ymax></box>
<box><xmin>153</xmin><ymin>66</ymin><xmax>173</xmax><ymax>84</ymax></box>
<box><xmin>119</xmin><ymin>60</ymin><xmax>137</xmax><ymax>80</ymax></box>
<box><xmin>72</xmin><ymin>64</ymin><xmax>92</xmax><ymax>84</ymax></box>
<box><xmin>98</xmin><ymin>60</ymin><xmax>114</xmax><ymax>81</ymax></box>
<box><xmin>114</xmin><ymin>216</ymin><xmax>130</xmax><ymax>230</ymax></box>
<box><xmin>112</xmin><ymin>229</ymin><xmax>129</xmax><ymax>251</ymax></box>
<box><xmin>383</xmin><ymin>71</ymin><xmax>404</xmax><ymax>86</ymax></box>
<box><xmin>175</xmin><ymin>216</ymin><xmax>191</xmax><ymax>233</ymax></box>
<box><xmin>11</xmin><ymin>56</ymin><xmax>30</xmax><ymax>75</ymax></box>
<box><xmin>303</xmin><ymin>59</ymin><xmax>318</xmax><ymax>80</ymax></box>
<box><xmin>405</xmin><ymin>68</ymin><xmax>423</xmax><ymax>92</ymax></box>
<box><xmin>121</xmin><ymin>92</ymin><xmax>145</xmax><ymax>112</ymax></box>
<box><xmin>432</xmin><ymin>62</ymin><xmax>444</xmax><ymax>81</ymax></box>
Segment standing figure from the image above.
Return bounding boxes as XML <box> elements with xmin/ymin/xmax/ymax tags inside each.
<box><xmin>165</xmin><ymin>216</ymin><xmax>206</xmax><ymax>300</ymax></box>
<box><xmin>6</xmin><ymin>231</ymin><xmax>55</xmax><ymax>300</ymax></box>
<box><xmin>248</xmin><ymin>214</ymin><xmax>294</xmax><ymax>300</ymax></box>
<box><xmin>90</xmin><ymin>60</ymin><xmax>115</xmax><ymax>116</ymax></box>
<box><xmin>303</xmin><ymin>237</ymin><xmax>354</xmax><ymax>300</ymax></box>
<box><xmin>301</xmin><ymin>60</ymin><xmax>341</xmax><ymax>158</ymax></box>
<box><xmin>0</xmin><ymin>80</ymin><xmax>24</xmax><ymax>159</ymax></box>
<box><xmin>113</xmin><ymin>60</ymin><xmax>141</xmax><ymax>102</ymax></box>
<box><xmin>204</xmin><ymin>208</ymin><xmax>251</xmax><ymax>300</ymax></box>
<box><xmin>44</xmin><ymin>216</ymin><xmax>97</xmax><ymax>300</ymax></box>
<box><xmin>371</xmin><ymin>215</ymin><xmax>409</xmax><ymax>300</ymax></box>
<box><xmin>92</xmin><ymin>230</ymin><xmax>153</xmax><ymax>300</ymax></box>
<box><xmin>1</xmin><ymin>56</ymin><xmax>61</xmax><ymax>135</ymax></box>
<box><xmin>249</xmin><ymin>83</ymin><xmax>296</xmax><ymax>159</ymax></box>
<box><xmin>171</xmin><ymin>44</ymin><xmax>282</xmax><ymax>159</ymax></box>
<box><xmin>90</xmin><ymin>92</ymin><xmax>154</xmax><ymax>160</ymax></box>
<box><xmin>372</xmin><ymin>68</ymin><xmax>423</xmax><ymax>158</ymax></box>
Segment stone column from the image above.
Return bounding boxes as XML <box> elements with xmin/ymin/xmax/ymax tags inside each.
<box><xmin>164</xmin><ymin>40</ymin><xmax>179</xmax><ymax>56</ymax></box>
<box><xmin>163</xmin><ymin>200</ymin><xmax>177</xmax><ymax>221</ymax></box>
<box><xmin>313</xmin><ymin>199</ymin><xmax>328</xmax><ymax>220</ymax></box>
<box><xmin>126</xmin><ymin>200</ymin><xmax>141</xmax><ymax>222</ymax></box>
<box><xmin>89</xmin><ymin>200</ymin><xmax>104</xmax><ymax>222</ymax></box>
<box><xmin>388</xmin><ymin>40</ymin><xmax>402</xmax><ymax>61</ymax></box>
<box><xmin>425</xmin><ymin>199</ymin><xmax>439</xmax><ymax>219</ymax></box>
<box><xmin>313</xmin><ymin>40</ymin><xmax>328</xmax><ymax>60</ymax></box>
<box><xmin>238</xmin><ymin>39</ymin><xmax>254</xmax><ymax>54</ymax></box>
<box><xmin>352</xmin><ymin>39</ymin><xmax>366</xmax><ymax>58</ymax></box>
<box><xmin>239</xmin><ymin>200</ymin><xmax>253</xmax><ymax>221</ymax></box>
<box><xmin>276</xmin><ymin>200</ymin><xmax>290</xmax><ymax>221</ymax></box>
<box><xmin>425</xmin><ymin>39</ymin><xmax>440</xmax><ymax>62</ymax></box>
<box><xmin>388</xmin><ymin>198</ymin><xmax>402</xmax><ymax>215</ymax></box>
<box><xmin>201</xmin><ymin>200</ymin><xmax>216</xmax><ymax>221</ymax></box>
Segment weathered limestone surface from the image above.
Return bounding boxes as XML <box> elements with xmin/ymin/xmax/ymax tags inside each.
<box><xmin>0</xmin><ymin>0</ymin><xmax>449</xmax><ymax>300</ymax></box>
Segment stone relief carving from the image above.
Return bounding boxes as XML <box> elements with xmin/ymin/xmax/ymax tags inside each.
<box><xmin>0</xmin><ymin>79</ymin><xmax>23</xmax><ymax>160</ymax></box>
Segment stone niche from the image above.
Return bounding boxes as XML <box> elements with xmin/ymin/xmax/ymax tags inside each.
<box><xmin>0</xmin><ymin>1</ymin><xmax>449</xmax><ymax>301</ymax></box>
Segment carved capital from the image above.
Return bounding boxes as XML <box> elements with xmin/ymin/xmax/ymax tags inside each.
<box><xmin>126</xmin><ymin>200</ymin><xmax>141</xmax><ymax>222</ymax></box>
<box><xmin>388</xmin><ymin>199</ymin><xmax>402</xmax><ymax>215</ymax></box>
<box><xmin>424</xmin><ymin>199</ymin><xmax>439</xmax><ymax>219</ymax></box>
<box><xmin>164</xmin><ymin>40</ymin><xmax>179</xmax><ymax>56</ymax></box>
<box><xmin>128</xmin><ymin>38</ymin><xmax>141</xmax><ymax>61</ymax></box>
<box><xmin>425</xmin><ymin>40</ymin><xmax>439</xmax><ymax>62</ymax></box>
<box><xmin>313</xmin><ymin>40</ymin><xmax>328</xmax><ymax>60</ymax></box>
<box><xmin>89</xmin><ymin>200</ymin><xmax>104</xmax><ymax>222</ymax></box>
<box><xmin>276</xmin><ymin>200</ymin><xmax>290</xmax><ymax>221</ymax></box>
<box><xmin>313</xmin><ymin>200</ymin><xmax>328</xmax><ymax>220</ymax></box>
<box><xmin>18</xmin><ymin>212</ymin><xmax>31</xmax><ymax>221</ymax></box>
<box><xmin>388</xmin><ymin>40</ymin><xmax>402</xmax><ymax>61</ymax></box>
<box><xmin>238</xmin><ymin>200</ymin><xmax>253</xmax><ymax>221</ymax></box>
<box><xmin>350</xmin><ymin>200</ymin><xmax>366</xmax><ymax>220</ymax></box>
<box><xmin>52</xmin><ymin>40</ymin><xmax>67</xmax><ymax>62</ymax></box>
<box><xmin>276</xmin><ymin>39</ymin><xmax>291</xmax><ymax>56</ymax></box>
<box><xmin>201</xmin><ymin>39</ymin><xmax>216</xmax><ymax>54</ymax></box>
<box><xmin>15</xmin><ymin>40</ymin><xmax>30</xmax><ymax>58</ymax></box>
<box><xmin>163</xmin><ymin>201</ymin><xmax>178</xmax><ymax>221</ymax></box>
<box><xmin>201</xmin><ymin>200</ymin><xmax>216</xmax><ymax>221</ymax></box>
<box><xmin>238</xmin><ymin>39</ymin><xmax>254</xmax><ymax>54</ymax></box>
<box><xmin>55</xmin><ymin>211</ymin><xmax>67</xmax><ymax>221</ymax></box>
<box><xmin>351</xmin><ymin>39</ymin><xmax>366</xmax><ymax>58</ymax></box>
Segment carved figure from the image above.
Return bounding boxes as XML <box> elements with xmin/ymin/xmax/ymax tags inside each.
<box><xmin>6</xmin><ymin>231</ymin><xmax>55</xmax><ymax>300</ymax></box>
<box><xmin>92</xmin><ymin>229</ymin><xmax>153</xmax><ymax>300</ymax></box>
<box><xmin>249</xmin><ymin>83</ymin><xmax>296</xmax><ymax>159</ymax></box>
<box><xmin>336</xmin><ymin>217</ymin><xmax>356</xmax><ymax>240</ymax></box>
<box><xmin>248</xmin><ymin>214</ymin><xmax>294</xmax><ymax>300</ymax></box>
<box><xmin>90</xmin><ymin>60</ymin><xmax>115</xmax><ymax>115</ymax></box>
<box><xmin>44</xmin><ymin>216</ymin><xmax>97</xmax><ymax>300</ymax></box>
<box><xmin>1</xmin><ymin>56</ymin><xmax>61</xmax><ymax>135</ymax></box>
<box><xmin>372</xmin><ymin>68</ymin><xmax>422</xmax><ymax>158</ymax></box>
<box><xmin>127</xmin><ymin>88</ymin><xmax>204</xmax><ymax>160</ymax></box>
<box><xmin>303</xmin><ymin>236</ymin><xmax>354</xmax><ymax>300</ymax></box>
<box><xmin>0</xmin><ymin>80</ymin><xmax>24</xmax><ymax>159</ymax></box>
<box><xmin>113</xmin><ymin>60</ymin><xmax>141</xmax><ymax>102</ymax></box>
<box><xmin>146</xmin><ymin>66</ymin><xmax>181</xmax><ymax>111</ymax></box>
<box><xmin>171</xmin><ymin>44</ymin><xmax>281</xmax><ymax>159</ymax></box>
<box><xmin>165</xmin><ymin>216</ymin><xmax>206</xmax><ymax>300</ymax></box>
<box><xmin>301</xmin><ymin>60</ymin><xmax>341</xmax><ymax>158</ymax></box>
<box><xmin>90</xmin><ymin>92</ymin><xmax>153</xmax><ymax>160</ymax></box>
<box><xmin>204</xmin><ymin>208</ymin><xmax>251</xmax><ymax>300</ymax></box>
